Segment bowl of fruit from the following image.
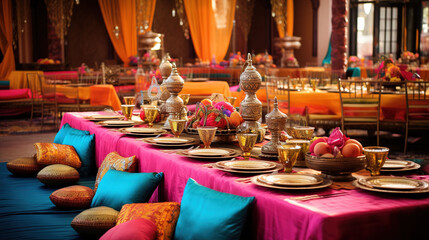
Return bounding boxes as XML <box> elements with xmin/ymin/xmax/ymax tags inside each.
<box><xmin>305</xmin><ymin>127</ymin><xmax>365</xmax><ymax>181</ymax></box>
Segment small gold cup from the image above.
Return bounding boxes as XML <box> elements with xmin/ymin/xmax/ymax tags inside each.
<box><xmin>121</xmin><ymin>104</ymin><xmax>134</xmax><ymax>121</ymax></box>
<box><xmin>236</xmin><ymin>133</ymin><xmax>258</xmax><ymax>160</ymax></box>
<box><xmin>169</xmin><ymin>119</ymin><xmax>187</xmax><ymax>138</ymax></box>
<box><xmin>197</xmin><ymin>126</ymin><xmax>217</xmax><ymax>148</ymax></box>
<box><xmin>363</xmin><ymin>146</ymin><xmax>389</xmax><ymax>176</ymax></box>
<box><xmin>143</xmin><ymin>106</ymin><xmax>159</xmax><ymax>128</ymax></box>
<box><xmin>278</xmin><ymin>144</ymin><xmax>301</xmax><ymax>173</ymax></box>
<box><xmin>286</xmin><ymin>139</ymin><xmax>310</xmax><ymax>165</ymax></box>
<box><xmin>123</xmin><ymin>96</ymin><xmax>135</xmax><ymax>105</ymax></box>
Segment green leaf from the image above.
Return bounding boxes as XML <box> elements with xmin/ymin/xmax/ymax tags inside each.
<box><xmin>215</xmin><ymin>116</ymin><xmax>221</xmax><ymax>122</ymax></box>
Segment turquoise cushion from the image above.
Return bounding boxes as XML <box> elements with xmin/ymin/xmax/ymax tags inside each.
<box><xmin>62</xmin><ymin>133</ymin><xmax>95</xmax><ymax>177</ymax></box>
<box><xmin>174</xmin><ymin>178</ymin><xmax>255</xmax><ymax>240</ymax></box>
<box><xmin>54</xmin><ymin>123</ymin><xmax>90</xmax><ymax>144</ymax></box>
<box><xmin>91</xmin><ymin>170</ymin><xmax>164</xmax><ymax>211</ymax></box>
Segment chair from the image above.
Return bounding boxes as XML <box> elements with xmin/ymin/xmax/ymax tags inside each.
<box><xmin>404</xmin><ymin>80</ymin><xmax>429</xmax><ymax>153</ymax></box>
<box><xmin>338</xmin><ymin>79</ymin><xmax>382</xmax><ymax>145</ymax></box>
<box><xmin>190</xmin><ymin>66</ymin><xmax>210</xmax><ymax>81</ymax></box>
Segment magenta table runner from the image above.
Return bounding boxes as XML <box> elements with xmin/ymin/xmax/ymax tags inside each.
<box><xmin>61</xmin><ymin>112</ymin><xmax>429</xmax><ymax>240</ymax></box>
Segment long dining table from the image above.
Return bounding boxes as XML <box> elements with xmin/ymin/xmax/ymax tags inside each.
<box><xmin>61</xmin><ymin>112</ymin><xmax>429</xmax><ymax>240</ymax></box>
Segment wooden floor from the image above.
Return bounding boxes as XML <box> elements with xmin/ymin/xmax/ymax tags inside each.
<box><xmin>0</xmin><ymin>132</ymin><xmax>56</xmax><ymax>162</ymax></box>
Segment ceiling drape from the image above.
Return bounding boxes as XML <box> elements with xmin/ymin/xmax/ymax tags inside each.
<box><xmin>184</xmin><ymin>0</ymin><xmax>236</xmax><ymax>62</ymax></box>
<box><xmin>271</xmin><ymin>0</ymin><xmax>294</xmax><ymax>37</ymax></box>
<box><xmin>0</xmin><ymin>0</ymin><xmax>15</xmax><ymax>79</ymax></box>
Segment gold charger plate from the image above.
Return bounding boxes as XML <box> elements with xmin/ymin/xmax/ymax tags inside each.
<box><xmin>86</xmin><ymin>115</ymin><xmax>123</xmax><ymax>121</ymax></box>
<box><xmin>257</xmin><ymin>173</ymin><xmax>324</xmax><ymax>187</ymax></box>
<box><xmin>382</xmin><ymin>160</ymin><xmax>413</xmax><ymax>169</ymax></box>
<box><xmin>97</xmin><ymin>120</ymin><xmax>137</xmax><ymax>127</ymax></box>
<box><xmin>141</xmin><ymin>137</ymin><xmax>199</xmax><ymax>148</ymax></box>
<box><xmin>380</xmin><ymin>161</ymin><xmax>420</xmax><ymax>172</ymax></box>
<box><xmin>251</xmin><ymin>176</ymin><xmax>332</xmax><ymax>190</ymax></box>
<box><xmin>119</xmin><ymin>128</ymin><xmax>167</xmax><ymax>137</ymax></box>
<box><xmin>177</xmin><ymin>149</ymin><xmax>240</xmax><ymax>160</ymax></box>
<box><xmin>187</xmin><ymin>148</ymin><xmax>231</xmax><ymax>157</ymax></box>
<box><xmin>358</xmin><ymin>177</ymin><xmax>427</xmax><ymax>190</ymax></box>
<box><xmin>152</xmin><ymin>137</ymin><xmax>193</xmax><ymax>144</ymax></box>
<box><xmin>353</xmin><ymin>180</ymin><xmax>429</xmax><ymax>194</ymax></box>
<box><xmin>216</xmin><ymin>160</ymin><xmax>277</xmax><ymax>171</ymax></box>
<box><xmin>213</xmin><ymin>161</ymin><xmax>284</xmax><ymax>174</ymax></box>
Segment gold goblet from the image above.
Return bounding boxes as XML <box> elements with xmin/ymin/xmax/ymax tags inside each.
<box><xmin>278</xmin><ymin>144</ymin><xmax>301</xmax><ymax>173</ymax></box>
<box><xmin>226</xmin><ymin>97</ymin><xmax>237</xmax><ymax>106</ymax></box>
<box><xmin>169</xmin><ymin>119</ymin><xmax>187</xmax><ymax>138</ymax></box>
<box><xmin>310</xmin><ymin>79</ymin><xmax>319</xmax><ymax>92</ymax></box>
<box><xmin>363</xmin><ymin>146</ymin><xmax>389</xmax><ymax>176</ymax></box>
<box><xmin>123</xmin><ymin>96</ymin><xmax>135</xmax><ymax>105</ymax></box>
<box><xmin>121</xmin><ymin>104</ymin><xmax>134</xmax><ymax>121</ymax></box>
<box><xmin>179</xmin><ymin>94</ymin><xmax>190</xmax><ymax>105</ymax></box>
<box><xmin>236</xmin><ymin>133</ymin><xmax>258</xmax><ymax>160</ymax></box>
<box><xmin>143</xmin><ymin>106</ymin><xmax>159</xmax><ymax>128</ymax></box>
<box><xmin>197</xmin><ymin>126</ymin><xmax>217</xmax><ymax>148</ymax></box>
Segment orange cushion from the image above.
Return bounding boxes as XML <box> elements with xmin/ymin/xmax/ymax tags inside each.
<box><xmin>34</xmin><ymin>143</ymin><xmax>81</xmax><ymax>169</ymax></box>
<box><xmin>116</xmin><ymin>202</ymin><xmax>181</xmax><ymax>240</ymax></box>
<box><xmin>6</xmin><ymin>155</ymin><xmax>42</xmax><ymax>176</ymax></box>
<box><xmin>50</xmin><ymin>185</ymin><xmax>94</xmax><ymax>209</ymax></box>
<box><xmin>94</xmin><ymin>152</ymin><xmax>137</xmax><ymax>192</ymax></box>
<box><xmin>37</xmin><ymin>164</ymin><xmax>80</xmax><ymax>187</ymax></box>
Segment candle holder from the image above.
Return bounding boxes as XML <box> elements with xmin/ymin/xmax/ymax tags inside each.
<box><xmin>164</xmin><ymin>63</ymin><xmax>184</xmax><ymax>128</ymax></box>
<box><xmin>261</xmin><ymin>97</ymin><xmax>287</xmax><ymax>157</ymax></box>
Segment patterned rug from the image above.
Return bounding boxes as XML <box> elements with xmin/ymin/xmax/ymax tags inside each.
<box><xmin>0</xmin><ymin>115</ymin><xmax>57</xmax><ymax>136</ymax></box>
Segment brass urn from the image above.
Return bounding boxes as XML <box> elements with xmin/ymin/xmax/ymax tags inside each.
<box><xmin>261</xmin><ymin>97</ymin><xmax>287</xmax><ymax>156</ymax></box>
<box><xmin>164</xmin><ymin>63</ymin><xmax>184</xmax><ymax>128</ymax></box>
<box><xmin>238</xmin><ymin>53</ymin><xmax>263</xmax><ymax>140</ymax></box>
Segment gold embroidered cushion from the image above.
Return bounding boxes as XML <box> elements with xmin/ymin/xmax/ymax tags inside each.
<box><xmin>71</xmin><ymin>206</ymin><xmax>119</xmax><ymax>238</ymax></box>
<box><xmin>94</xmin><ymin>152</ymin><xmax>137</xmax><ymax>191</ymax></box>
<box><xmin>37</xmin><ymin>164</ymin><xmax>80</xmax><ymax>187</ymax></box>
<box><xmin>34</xmin><ymin>143</ymin><xmax>82</xmax><ymax>169</ymax></box>
<box><xmin>6</xmin><ymin>155</ymin><xmax>43</xmax><ymax>176</ymax></box>
<box><xmin>50</xmin><ymin>185</ymin><xmax>94</xmax><ymax>209</ymax></box>
<box><xmin>116</xmin><ymin>202</ymin><xmax>181</xmax><ymax>240</ymax></box>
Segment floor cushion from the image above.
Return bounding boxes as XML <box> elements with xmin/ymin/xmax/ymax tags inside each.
<box><xmin>37</xmin><ymin>164</ymin><xmax>80</xmax><ymax>187</ymax></box>
<box><xmin>62</xmin><ymin>133</ymin><xmax>95</xmax><ymax>177</ymax></box>
<box><xmin>6</xmin><ymin>155</ymin><xmax>42</xmax><ymax>176</ymax></box>
<box><xmin>34</xmin><ymin>143</ymin><xmax>82</xmax><ymax>169</ymax></box>
<box><xmin>71</xmin><ymin>206</ymin><xmax>119</xmax><ymax>237</ymax></box>
<box><xmin>117</xmin><ymin>202</ymin><xmax>180</xmax><ymax>240</ymax></box>
<box><xmin>50</xmin><ymin>185</ymin><xmax>94</xmax><ymax>209</ymax></box>
<box><xmin>54</xmin><ymin>123</ymin><xmax>90</xmax><ymax>144</ymax></box>
<box><xmin>91</xmin><ymin>170</ymin><xmax>164</xmax><ymax>211</ymax></box>
<box><xmin>100</xmin><ymin>218</ymin><xmax>157</xmax><ymax>240</ymax></box>
<box><xmin>174</xmin><ymin>178</ymin><xmax>255</xmax><ymax>240</ymax></box>
<box><xmin>94</xmin><ymin>152</ymin><xmax>137</xmax><ymax>192</ymax></box>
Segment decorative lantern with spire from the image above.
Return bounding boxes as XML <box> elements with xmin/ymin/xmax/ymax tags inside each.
<box><xmin>164</xmin><ymin>63</ymin><xmax>184</xmax><ymax>128</ymax></box>
<box><xmin>261</xmin><ymin>97</ymin><xmax>288</xmax><ymax>156</ymax></box>
<box><xmin>157</xmin><ymin>54</ymin><xmax>172</xmax><ymax>116</ymax></box>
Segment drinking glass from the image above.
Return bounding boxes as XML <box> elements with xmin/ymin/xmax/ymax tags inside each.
<box><xmin>226</xmin><ymin>97</ymin><xmax>237</xmax><ymax>106</ymax></box>
<box><xmin>197</xmin><ymin>126</ymin><xmax>217</xmax><ymax>148</ymax></box>
<box><xmin>179</xmin><ymin>94</ymin><xmax>190</xmax><ymax>105</ymax></box>
<box><xmin>236</xmin><ymin>133</ymin><xmax>258</xmax><ymax>160</ymax></box>
<box><xmin>169</xmin><ymin>119</ymin><xmax>187</xmax><ymax>138</ymax></box>
<box><xmin>123</xmin><ymin>96</ymin><xmax>135</xmax><ymax>105</ymax></box>
<box><xmin>363</xmin><ymin>146</ymin><xmax>389</xmax><ymax>176</ymax></box>
<box><xmin>143</xmin><ymin>106</ymin><xmax>159</xmax><ymax>128</ymax></box>
<box><xmin>286</xmin><ymin>139</ymin><xmax>310</xmax><ymax>162</ymax></box>
<box><xmin>121</xmin><ymin>104</ymin><xmax>134</xmax><ymax>121</ymax></box>
<box><xmin>277</xmin><ymin>144</ymin><xmax>301</xmax><ymax>173</ymax></box>
<box><xmin>310</xmin><ymin>79</ymin><xmax>319</xmax><ymax>92</ymax></box>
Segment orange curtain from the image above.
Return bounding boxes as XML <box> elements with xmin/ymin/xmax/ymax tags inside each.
<box><xmin>184</xmin><ymin>0</ymin><xmax>236</xmax><ymax>62</ymax></box>
<box><xmin>286</xmin><ymin>0</ymin><xmax>293</xmax><ymax>37</ymax></box>
<box><xmin>136</xmin><ymin>0</ymin><xmax>157</xmax><ymax>33</ymax></box>
<box><xmin>98</xmin><ymin>0</ymin><xmax>137</xmax><ymax>65</ymax></box>
<box><xmin>0</xmin><ymin>0</ymin><xmax>16</xmax><ymax>79</ymax></box>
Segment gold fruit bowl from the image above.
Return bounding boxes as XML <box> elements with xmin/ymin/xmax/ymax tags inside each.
<box><xmin>305</xmin><ymin>153</ymin><xmax>366</xmax><ymax>181</ymax></box>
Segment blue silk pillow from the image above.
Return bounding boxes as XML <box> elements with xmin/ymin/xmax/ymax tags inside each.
<box><xmin>91</xmin><ymin>170</ymin><xmax>164</xmax><ymax>211</ymax></box>
<box><xmin>174</xmin><ymin>178</ymin><xmax>255</xmax><ymax>240</ymax></box>
<box><xmin>62</xmin><ymin>133</ymin><xmax>95</xmax><ymax>176</ymax></box>
<box><xmin>54</xmin><ymin>123</ymin><xmax>90</xmax><ymax>144</ymax></box>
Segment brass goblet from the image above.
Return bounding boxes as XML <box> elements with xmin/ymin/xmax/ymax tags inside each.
<box><xmin>310</xmin><ymin>79</ymin><xmax>319</xmax><ymax>92</ymax></box>
<box><xmin>363</xmin><ymin>146</ymin><xmax>389</xmax><ymax>176</ymax></box>
<box><xmin>169</xmin><ymin>119</ymin><xmax>187</xmax><ymax>138</ymax></box>
<box><xmin>226</xmin><ymin>97</ymin><xmax>237</xmax><ymax>106</ymax></box>
<box><xmin>236</xmin><ymin>133</ymin><xmax>258</xmax><ymax>160</ymax></box>
<box><xmin>123</xmin><ymin>96</ymin><xmax>135</xmax><ymax>105</ymax></box>
<box><xmin>121</xmin><ymin>104</ymin><xmax>134</xmax><ymax>121</ymax></box>
<box><xmin>143</xmin><ymin>106</ymin><xmax>159</xmax><ymax>128</ymax></box>
<box><xmin>179</xmin><ymin>94</ymin><xmax>190</xmax><ymax>105</ymax></box>
<box><xmin>278</xmin><ymin>144</ymin><xmax>301</xmax><ymax>173</ymax></box>
<box><xmin>197</xmin><ymin>126</ymin><xmax>217</xmax><ymax>148</ymax></box>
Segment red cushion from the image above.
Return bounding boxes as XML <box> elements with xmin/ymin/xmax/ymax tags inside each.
<box><xmin>0</xmin><ymin>89</ymin><xmax>30</xmax><ymax>100</ymax></box>
<box><xmin>100</xmin><ymin>218</ymin><xmax>156</xmax><ymax>240</ymax></box>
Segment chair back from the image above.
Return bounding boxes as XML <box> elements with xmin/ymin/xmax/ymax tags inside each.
<box><xmin>79</xmin><ymin>72</ymin><xmax>100</xmax><ymax>85</ymax></box>
<box><xmin>405</xmin><ymin>80</ymin><xmax>429</xmax><ymax>121</ymax></box>
<box><xmin>191</xmin><ymin>66</ymin><xmax>210</xmax><ymax>81</ymax></box>
<box><xmin>26</xmin><ymin>73</ymin><xmax>43</xmax><ymax>100</ymax></box>
<box><xmin>265</xmin><ymin>76</ymin><xmax>291</xmax><ymax>114</ymax></box>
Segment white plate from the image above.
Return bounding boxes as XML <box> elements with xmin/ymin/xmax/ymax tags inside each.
<box><xmin>257</xmin><ymin>174</ymin><xmax>324</xmax><ymax>186</ymax></box>
<box><xmin>187</xmin><ymin>148</ymin><xmax>230</xmax><ymax>156</ymax></box>
<box><xmin>152</xmin><ymin>137</ymin><xmax>191</xmax><ymax>144</ymax></box>
<box><xmin>382</xmin><ymin>160</ymin><xmax>412</xmax><ymax>169</ymax></box>
<box><xmin>359</xmin><ymin>177</ymin><xmax>424</xmax><ymax>190</ymax></box>
<box><xmin>217</xmin><ymin>160</ymin><xmax>277</xmax><ymax>171</ymax></box>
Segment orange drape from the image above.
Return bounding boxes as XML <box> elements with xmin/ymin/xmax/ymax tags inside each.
<box><xmin>184</xmin><ymin>0</ymin><xmax>236</xmax><ymax>62</ymax></box>
<box><xmin>98</xmin><ymin>0</ymin><xmax>138</xmax><ymax>65</ymax></box>
<box><xmin>286</xmin><ymin>0</ymin><xmax>293</xmax><ymax>37</ymax></box>
<box><xmin>0</xmin><ymin>0</ymin><xmax>16</xmax><ymax>79</ymax></box>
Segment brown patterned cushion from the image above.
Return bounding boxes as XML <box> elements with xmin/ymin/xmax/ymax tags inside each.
<box><xmin>116</xmin><ymin>202</ymin><xmax>181</xmax><ymax>240</ymax></box>
<box><xmin>71</xmin><ymin>206</ymin><xmax>119</xmax><ymax>237</ymax></box>
<box><xmin>37</xmin><ymin>164</ymin><xmax>80</xmax><ymax>187</ymax></box>
<box><xmin>50</xmin><ymin>185</ymin><xmax>94</xmax><ymax>209</ymax></box>
<box><xmin>34</xmin><ymin>143</ymin><xmax>82</xmax><ymax>169</ymax></box>
<box><xmin>6</xmin><ymin>155</ymin><xmax>42</xmax><ymax>176</ymax></box>
<box><xmin>94</xmin><ymin>152</ymin><xmax>137</xmax><ymax>192</ymax></box>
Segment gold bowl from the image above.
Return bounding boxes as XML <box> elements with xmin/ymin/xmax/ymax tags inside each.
<box><xmin>305</xmin><ymin>153</ymin><xmax>366</xmax><ymax>181</ymax></box>
<box><xmin>286</xmin><ymin>139</ymin><xmax>310</xmax><ymax>167</ymax></box>
<box><xmin>292</xmin><ymin>126</ymin><xmax>315</xmax><ymax>140</ymax></box>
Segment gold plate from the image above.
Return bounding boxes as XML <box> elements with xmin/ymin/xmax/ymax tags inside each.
<box><xmin>123</xmin><ymin>127</ymin><xmax>165</xmax><ymax>134</ymax></box>
<box><xmin>382</xmin><ymin>160</ymin><xmax>412</xmax><ymax>169</ymax></box>
<box><xmin>216</xmin><ymin>160</ymin><xmax>277</xmax><ymax>171</ymax></box>
<box><xmin>380</xmin><ymin>162</ymin><xmax>420</xmax><ymax>172</ymax></box>
<box><xmin>353</xmin><ymin>180</ymin><xmax>429</xmax><ymax>194</ymax></box>
<box><xmin>177</xmin><ymin>149</ymin><xmax>240</xmax><ymax>160</ymax></box>
<box><xmin>187</xmin><ymin>148</ymin><xmax>231</xmax><ymax>157</ymax></box>
<box><xmin>359</xmin><ymin>177</ymin><xmax>427</xmax><ymax>190</ymax></box>
<box><xmin>141</xmin><ymin>137</ymin><xmax>199</xmax><ymax>148</ymax></box>
<box><xmin>152</xmin><ymin>137</ymin><xmax>192</xmax><ymax>144</ymax></box>
<box><xmin>257</xmin><ymin>173</ymin><xmax>324</xmax><ymax>187</ymax></box>
<box><xmin>102</xmin><ymin>120</ymin><xmax>135</xmax><ymax>125</ymax></box>
<box><xmin>251</xmin><ymin>176</ymin><xmax>332</xmax><ymax>190</ymax></box>
<box><xmin>212</xmin><ymin>162</ymin><xmax>284</xmax><ymax>174</ymax></box>
<box><xmin>87</xmin><ymin>115</ymin><xmax>122</xmax><ymax>121</ymax></box>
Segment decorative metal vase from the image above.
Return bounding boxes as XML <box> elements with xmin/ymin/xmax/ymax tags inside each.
<box><xmin>261</xmin><ymin>97</ymin><xmax>287</xmax><ymax>156</ymax></box>
<box><xmin>158</xmin><ymin>54</ymin><xmax>172</xmax><ymax>116</ymax></box>
<box><xmin>164</xmin><ymin>63</ymin><xmax>184</xmax><ymax>128</ymax></box>
<box><xmin>238</xmin><ymin>53</ymin><xmax>263</xmax><ymax>141</ymax></box>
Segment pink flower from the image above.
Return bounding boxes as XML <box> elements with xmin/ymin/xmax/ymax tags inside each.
<box><xmin>214</xmin><ymin>101</ymin><xmax>235</xmax><ymax>117</ymax></box>
<box><xmin>327</xmin><ymin>127</ymin><xmax>349</xmax><ymax>150</ymax></box>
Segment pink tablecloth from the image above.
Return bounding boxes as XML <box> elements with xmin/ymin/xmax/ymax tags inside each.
<box><xmin>61</xmin><ymin>112</ymin><xmax>429</xmax><ymax>240</ymax></box>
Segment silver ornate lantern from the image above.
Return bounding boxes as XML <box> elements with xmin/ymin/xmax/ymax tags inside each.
<box><xmin>164</xmin><ymin>63</ymin><xmax>184</xmax><ymax>128</ymax></box>
<box><xmin>158</xmin><ymin>54</ymin><xmax>172</xmax><ymax>115</ymax></box>
<box><xmin>261</xmin><ymin>97</ymin><xmax>287</xmax><ymax>156</ymax></box>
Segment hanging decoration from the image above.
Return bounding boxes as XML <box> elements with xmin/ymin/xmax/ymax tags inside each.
<box><xmin>235</xmin><ymin>0</ymin><xmax>254</xmax><ymax>43</ymax></box>
<box><xmin>44</xmin><ymin>0</ymin><xmax>75</xmax><ymax>37</ymax></box>
<box><xmin>270</xmin><ymin>0</ymin><xmax>286</xmax><ymax>38</ymax></box>
<box><xmin>174</xmin><ymin>0</ymin><xmax>190</xmax><ymax>39</ymax></box>
<box><xmin>136</xmin><ymin>0</ymin><xmax>157</xmax><ymax>35</ymax></box>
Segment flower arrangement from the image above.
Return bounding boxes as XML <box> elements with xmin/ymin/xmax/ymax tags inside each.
<box><xmin>399</xmin><ymin>51</ymin><xmax>419</xmax><ymax>66</ymax></box>
<box><xmin>186</xmin><ymin>99</ymin><xmax>244</xmax><ymax>130</ymax></box>
<box><xmin>348</xmin><ymin>56</ymin><xmax>361</xmax><ymax>67</ymax></box>
<box><xmin>128</xmin><ymin>56</ymin><xmax>139</xmax><ymax>66</ymax></box>
<box><xmin>149</xmin><ymin>69</ymin><xmax>162</xmax><ymax>81</ymax></box>
<box><xmin>229</xmin><ymin>52</ymin><xmax>246</xmax><ymax>67</ymax></box>
<box><xmin>37</xmin><ymin>58</ymin><xmax>60</xmax><ymax>64</ymax></box>
<box><xmin>142</xmin><ymin>52</ymin><xmax>160</xmax><ymax>65</ymax></box>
